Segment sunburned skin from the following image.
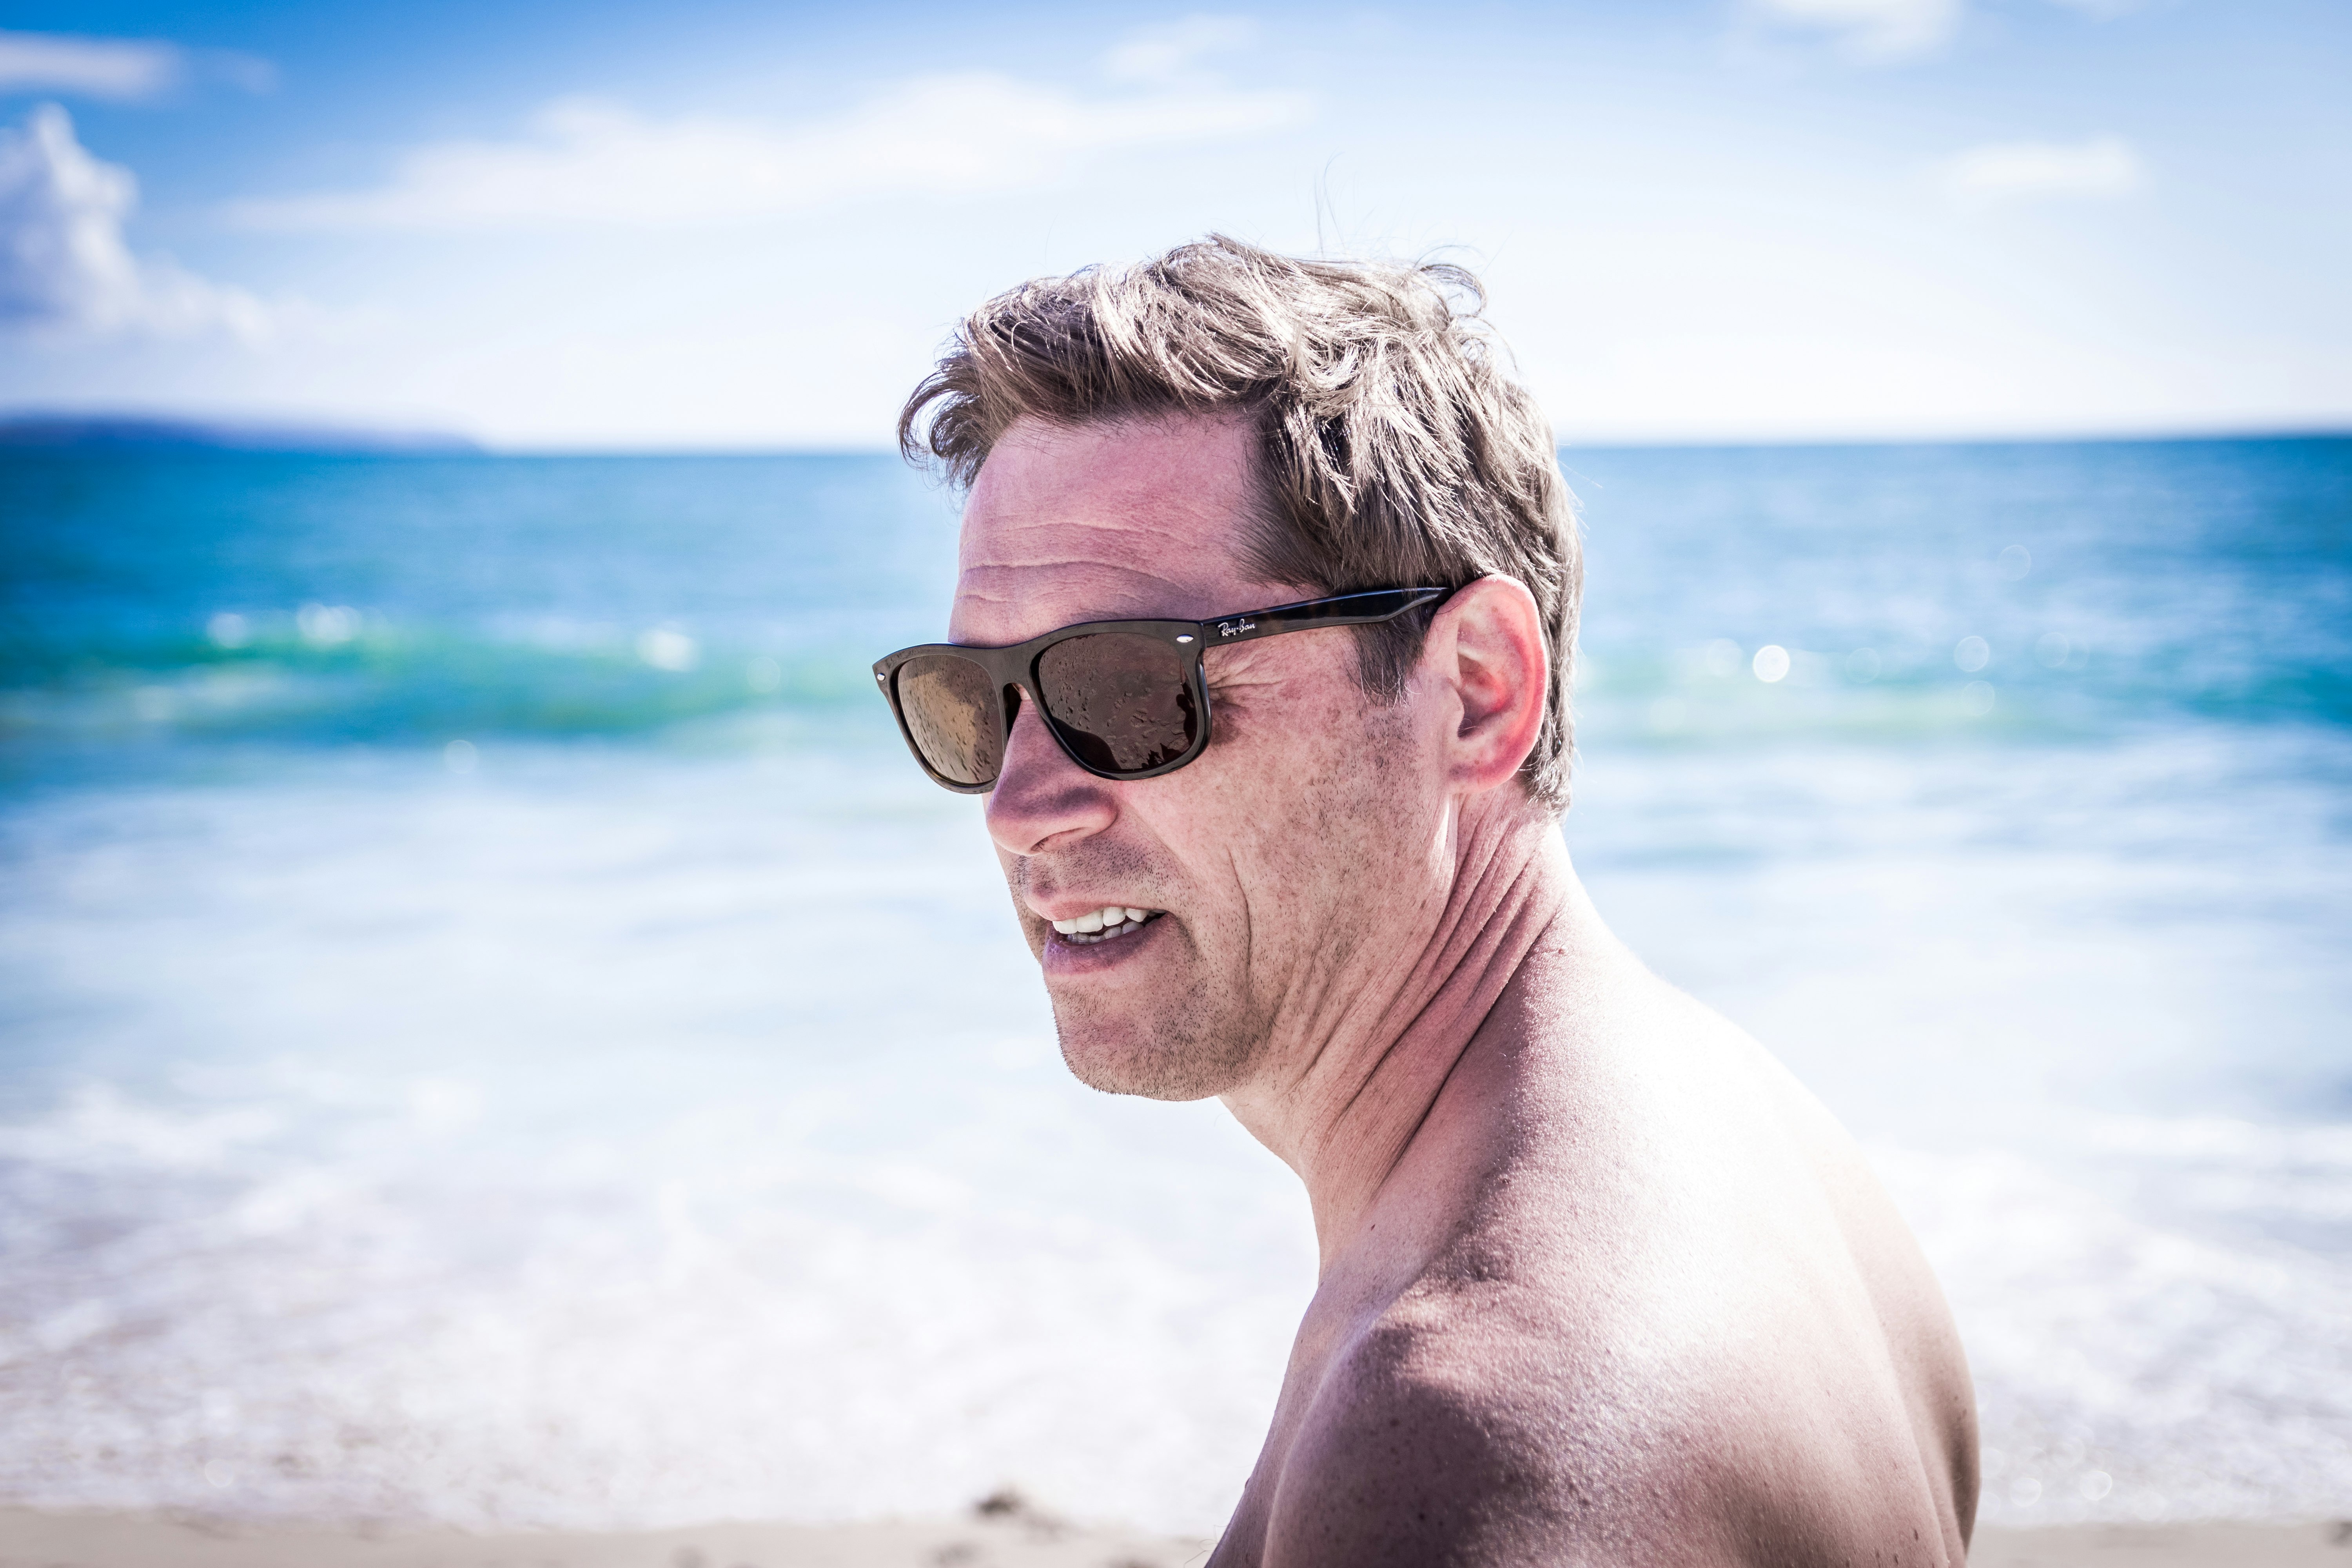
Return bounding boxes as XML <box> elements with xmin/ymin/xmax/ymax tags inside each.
<box><xmin>953</xmin><ymin>412</ymin><xmax>1978</xmax><ymax>1566</ymax></box>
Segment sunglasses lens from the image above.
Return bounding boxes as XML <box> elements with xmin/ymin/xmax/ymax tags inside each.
<box><xmin>895</xmin><ymin>654</ymin><xmax>1003</xmax><ymax>786</ymax></box>
<box><xmin>1038</xmin><ymin>633</ymin><xmax>1199</xmax><ymax>775</ymax></box>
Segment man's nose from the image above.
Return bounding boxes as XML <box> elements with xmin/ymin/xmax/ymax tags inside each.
<box><xmin>985</xmin><ymin>687</ymin><xmax>1116</xmax><ymax>856</ymax></box>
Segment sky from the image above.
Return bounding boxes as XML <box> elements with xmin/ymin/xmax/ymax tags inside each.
<box><xmin>1</xmin><ymin>0</ymin><xmax>2347</xmax><ymax>448</ymax></box>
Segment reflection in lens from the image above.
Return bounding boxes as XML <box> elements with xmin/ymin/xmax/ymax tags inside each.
<box><xmin>896</xmin><ymin>655</ymin><xmax>1003</xmax><ymax>786</ymax></box>
<box><xmin>1038</xmin><ymin>633</ymin><xmax>1198</xmax><ymax>774</ymax></box>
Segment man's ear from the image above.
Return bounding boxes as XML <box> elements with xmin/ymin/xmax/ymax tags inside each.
<box><xmin>1426</xmin><ymin>575</ymin><xmax>1549</xmax><ymax>796</ymax></box>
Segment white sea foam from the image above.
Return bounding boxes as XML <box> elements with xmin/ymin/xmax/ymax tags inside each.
<box><xmin>1878</xmin><ymin>1137</ymin><xmax>2352</xmax><ymax>1523</ymax></box>
<box><xmin>0</xmin><ymin>1067</ymin><xmax>1310</xmax><ymax>1530</ymax></box>
<box><xmin>0</xmin><ymin>726</ymin><xmax>2347</xmax><ymax>1530</ymax></box>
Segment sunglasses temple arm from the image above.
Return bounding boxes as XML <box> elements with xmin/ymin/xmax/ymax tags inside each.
<box><xmin>1205</xmin><ymin>586</ymin><xmax>1454</xmax><ymax>644</ymax></box>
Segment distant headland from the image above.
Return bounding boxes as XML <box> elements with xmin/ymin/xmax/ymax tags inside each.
<box><xmin>0</xmin><ymin>412</ymin><xmax>479</xmax><ymax>454</ymax></box>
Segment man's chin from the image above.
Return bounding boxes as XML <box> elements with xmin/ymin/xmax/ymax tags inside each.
<box><xmin>1051</xmin><ymin>1018</ymin><xmax>1252</xmax><ymax>1103</ymax></box>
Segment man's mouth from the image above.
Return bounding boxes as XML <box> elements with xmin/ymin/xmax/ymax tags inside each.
<box><xmin>1049</xmin><ymin>906</ymin><xmax>1164</xmax><ymax>945</ymax></box>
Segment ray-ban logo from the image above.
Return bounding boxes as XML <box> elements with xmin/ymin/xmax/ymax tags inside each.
<box><xmin>1217</xmin><ymin>617</ymin><xmax>1257</xmax><ymax>638</ymax></box>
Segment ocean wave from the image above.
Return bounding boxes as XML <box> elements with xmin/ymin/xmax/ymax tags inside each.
<box><xmin>4</xmin><ymin>617</ymin><xmax>2345</xmax><ymax>751</ymax></box>
<box><xmin>0</xmin><ymin>615</ymin><xmax>881</xmax><ymax>744</ymax></box>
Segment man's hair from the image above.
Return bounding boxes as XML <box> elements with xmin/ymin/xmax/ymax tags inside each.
<box><xmin>898</xmin><ymin>234</ymin><xmax>1582</xmax><ymax>811</ymax></box>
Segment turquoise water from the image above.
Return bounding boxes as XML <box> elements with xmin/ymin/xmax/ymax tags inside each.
<box><xmin>0</xmin><ymin>439</ymin><xmax>2347</xmax><ymax>1529</ymax></box>
<box><xmin>6</xmin><ymin>440</ymin><xmax>2347</xmax><ymax>751</ymax></box>
<box><xmin>0</xmin><ymin>452</ymin><xmax>952</xmax><ymax>757</ymax></box>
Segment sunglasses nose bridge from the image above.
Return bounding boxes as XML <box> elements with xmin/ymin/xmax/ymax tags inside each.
<box><xmin>993</xmin><ymin>676</ymin><xmax>1101</xmax><ymax>793</ymax></box>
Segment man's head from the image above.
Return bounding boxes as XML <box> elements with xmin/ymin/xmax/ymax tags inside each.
<box><xmin>898</xmin><ymin>238</ymin><xmax>1581</xmax><ymax>1103</ymax></box>
<box><xmin>904</xmin><ymin>237</ymin><xmax>1581</xmax><ymax>806</ymax></box>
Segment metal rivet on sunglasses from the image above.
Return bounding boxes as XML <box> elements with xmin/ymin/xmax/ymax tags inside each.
<box><xmin>1176</xmin><ymin>635</ymin><xmax>1194</xmax><ymax>643</ymax></box>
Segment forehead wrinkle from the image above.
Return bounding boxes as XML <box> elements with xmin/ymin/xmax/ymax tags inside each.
<box><xmin>960</xmin><ymin>561</ymin><xmax>1204</xmax><ymax>605</ymax></box>
<box><xmin>970</xmin><ymin>518</ymin><xmax>1227</xmax><ymax>568</ymax></box>
<box><xmin>975</xmin><ymin>481</ymin><xmax>1236</xmax><ymax>530</ymax></box>
<box><xmin>965</xmin><ymin>551</ymin><xmax>1197</xmax><ymax>580</ymax></box>
<box><xmin>956</xmin><ymin>543</ymin><xmax>1246</xmax><ymax>631</ymax></box>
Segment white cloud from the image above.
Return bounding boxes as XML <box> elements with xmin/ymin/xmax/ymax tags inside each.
<box><xmin>1102</xmin><ymin>15</ymin><xmax>1260</xmax><ymax>83</ymax></box>
<box><xmin>229</xmin><ymin>67</ymin><xmax>1308</xmax><ymax>232</ymax></box>
<box><xmin>1748</xmin><ymin>0</ymin><xmax>1963</xmax><ymax>62</ymax></box>
<box><xmin>1744</xmin><ymin>0</ymin><xmax>2141</xmax><ymax>64</ymax></box>
<box><xmin>0</xmin><ymin>30</ymin><xmax>274</xmax><ymax>100</ymax></box>
<box><xmin>0</xmin><ymin>104</ymin><xmax>270</xmax><ymax>338</ymax></box>
<box><xmin>0</xmin><ymin>30</ymin><xmax>180</xmax><ymax>100</ymax></box>
<box><xmin>1940</xmin><ymin>134</ymin><xmax>2145</xmax><ymax>205</ymax></box>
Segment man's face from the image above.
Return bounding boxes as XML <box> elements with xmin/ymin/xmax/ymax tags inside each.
<box><xmin>952</xmin><ymin>414</ymin><xmax>1453</xmax><ymax>1103</ymax></box>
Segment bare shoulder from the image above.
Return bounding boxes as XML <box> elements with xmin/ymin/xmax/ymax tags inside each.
<box><xmin>1256</xmin><ymin>1274</ymin><xmax>1729</xmax><ymax>1567</ymax></box>
<box><xmin>1263</xmin><ymin>1307</ymin><xmax>1545</xmax><ymax>1565</ymax></box>
<box><xmin>1250</xmin><ymin>983</ymin><xmax>1975</xmax><ymax>1568</ymax></box>
<box><xmin>1260</xmin><ymin>1256</ymin><xmax>1963</xmax><ymax>1568</ymax></box>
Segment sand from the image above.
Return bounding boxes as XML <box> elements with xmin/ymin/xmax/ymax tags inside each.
<box><xmin>2</xmin><ymin>1504</ymin><xmax>2346</xmax><ymax>1568</ymax></box>
<box><xmin>1967</xmin><ymin>1522</ymin><xmax>2351</xmax><ymax>1566</ymax></box>
<box><xmin>0</xmin><ymin>1503</ymin><xmax>1198</xmax><ymax>1568</ymax></box>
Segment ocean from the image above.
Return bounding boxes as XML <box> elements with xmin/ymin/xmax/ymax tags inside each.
<box><xmin>1</xmin><ymin>438</ymin><xmax>2346</xmax><ymax>1533</ymax></box>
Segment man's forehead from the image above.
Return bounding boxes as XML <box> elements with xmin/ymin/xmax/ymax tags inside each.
<box><xmin>949</xmin><ymin>415</ymin><xmax>1268</xmax><ymax>643</ymax></box>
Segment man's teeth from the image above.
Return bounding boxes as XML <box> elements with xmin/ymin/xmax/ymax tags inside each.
<box><xmin>1051</xmin><ymin>906</ymin><xmax>1159</xmax><ymax>944</ymax></box>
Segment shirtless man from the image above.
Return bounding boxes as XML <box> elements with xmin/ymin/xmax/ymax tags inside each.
<box><xmin>875</xmin><ymin>238</ymin><xmax>1977</xmax><ymax>1565</ymax></box>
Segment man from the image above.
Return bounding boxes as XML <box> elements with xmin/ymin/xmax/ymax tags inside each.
<box><xmin>875</xmin><ymin>238</ymin><xmax>1977</xmax><ymax>1565</ymax></box>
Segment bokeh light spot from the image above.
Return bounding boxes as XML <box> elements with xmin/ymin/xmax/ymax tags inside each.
<box><xmin>1752</xmin><ymin>644</ymin><xmax>1791</xmax><ymax>683</ymax></box>
<box><xmin>297</xmin><ymin>603</ymin><xmax>361</xmax><ymax>646</ymax></box>
<box><xmin>637</xmin><ymin>628</ymin><xmax>699</xmax><ymax>671</ymax></box>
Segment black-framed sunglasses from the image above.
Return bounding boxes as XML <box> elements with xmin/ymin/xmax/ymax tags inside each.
<box><xmin>873</xmin><ymin>586</ymin><xmax>1455</xmax><ymax>793</ymax></box>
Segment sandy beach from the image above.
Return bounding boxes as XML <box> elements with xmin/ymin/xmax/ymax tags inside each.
<box><xmin>1</xmin><ymin>1503</ymin><xmax>2345</xmax><ymax>1568</ymax></box>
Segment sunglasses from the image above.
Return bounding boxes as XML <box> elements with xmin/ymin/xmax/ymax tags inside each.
<box><xmin>874</xmin><ymin>586</ymin><xmax>1454</xmax><ymax>792</ymax></box>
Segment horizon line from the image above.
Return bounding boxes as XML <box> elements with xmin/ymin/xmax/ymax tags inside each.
<box><xmin>4</xmin><ymin>408</ymin><xmax>2347</xmax><ymax>458</ymax></box>
<box><xmin>423</xmin><ymin>422</ymin><xmax>2352</xmax><ymax>458</ymax></box>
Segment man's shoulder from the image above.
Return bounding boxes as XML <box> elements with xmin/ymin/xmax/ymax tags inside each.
<box><xmin>1263</xmin><ymin>1292</ymin><xmax>1964</xmax><ymax>1567</ymax></box>
<box><xmin>1257</xmin><ymin>1278</ymin><xmax>1698</xmax><ymax>1567</ymax></box>
<box><xmin>1234</xmin><ymin>971</ymin><xmax>1976</xmax><ymax>1566</ymax></box>
<box><xmin>1251</xmin><ymin>1199</ymin><xmax>1971</xmax><ymax>1568</ymax></box>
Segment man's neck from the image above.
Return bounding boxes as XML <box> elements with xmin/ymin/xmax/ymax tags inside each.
<box><xmin>1220</xmin><ymin>797</ymin><xmax>1590</xmax><ymax>1270</ymax></box>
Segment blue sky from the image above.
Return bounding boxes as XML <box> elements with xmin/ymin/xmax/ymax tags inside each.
<box><xmin>2</xmin><ymin>0</ymin><xmax>2347</xmax><ymax>447</ymax></box>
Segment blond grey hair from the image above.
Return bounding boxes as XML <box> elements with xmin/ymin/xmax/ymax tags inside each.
<box><xmin>899</xmin><ymin>234</ymin><xmax>1581</xmax><ymax>811</ymax></box>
